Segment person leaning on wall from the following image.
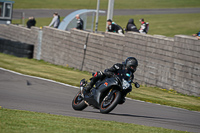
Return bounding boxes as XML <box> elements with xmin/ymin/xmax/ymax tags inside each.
<box><xmin>26</xmin><ymin>16</ymin><xmax>36</xmax><ymax>29</ymax></box>
<box><xmin>106</xmin><ymin>19</ymin><xmax>124</xmax><ymax>35</ymax></box>
<box><xmin>192</xmin><ymin>30</ymin><xmax>200</xmax><ymax>40</ymax></box>
<box><xmin>139</xmin><ymin>18</ymin><xmax>148</xmax><ymax>34</ymax></box>
<box><xmin>125</xmin><ymin>18</ymin><xmax>139</xmax><ymax>33</ymax></box>
<box><xmin>48</xmin><ymin>12</ymin><xmax>60</xmax><ymax>28</ymax></box>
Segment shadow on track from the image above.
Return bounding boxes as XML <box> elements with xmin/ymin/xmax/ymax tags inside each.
<box><xmin>82</xmin><ymin>110</ymin><xmax>179</xmax><ymax>121</ymax></box>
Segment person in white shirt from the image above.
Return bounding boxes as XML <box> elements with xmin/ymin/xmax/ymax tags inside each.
<box><xmin>49</xmin><ymin>12</ymin><xmax>60</xmax><ymax>28</ymax></box>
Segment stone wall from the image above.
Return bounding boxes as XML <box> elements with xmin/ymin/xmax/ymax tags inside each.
<box><xmin>0</xmin><ymin>24</ymin><xmax>199</xmax><ymax>96</ymax></box>
<box><xmin>0</xmin><ymin>24</ymin><xmax>39</xmax><ymax>58</ymax></box>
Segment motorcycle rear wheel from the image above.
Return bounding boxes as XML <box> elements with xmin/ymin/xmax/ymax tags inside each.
<box><xmin>72</xmin><ymin>91</ymin><xmax>88</xmax><ymax>111</ymax></box>
<box><xmin>100</xmin><ymin>89</ymin><xmax>121</xmax><ymax>114</ymax></box>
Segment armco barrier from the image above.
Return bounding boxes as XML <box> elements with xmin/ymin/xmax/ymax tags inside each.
<box><xmin>0</xmin><ymin>24</ymin><xmax>199</xmax><ymax>96</ymax></box>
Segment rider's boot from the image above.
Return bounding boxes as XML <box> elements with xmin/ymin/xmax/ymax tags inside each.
<box><xmin>84</xmin><ymin>80</ymin><xmax>95</xmax><ymax>93</ymax></box>
<box><xmin>84</xmin><ymin>84</ymin><xmax>92</xmax><ymax>93</ymax></box>
<box><xmin>84</xmin><ymin>75</ymin><xmax>100</xmax><ymax>93</ymax></box>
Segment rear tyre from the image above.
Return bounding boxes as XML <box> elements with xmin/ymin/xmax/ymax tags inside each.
<box><xmin>100</xmin><ymin>90</ymin><xmax>121</xmax><ymax>114</ymax></box>
<box><xmin>72</xmin><ymin>91</ymin><xmax>88</xmax><ymax>111</ymax></box>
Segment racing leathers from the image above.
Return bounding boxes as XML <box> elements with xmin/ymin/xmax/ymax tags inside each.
<box><xmin>85</xmin><ymin>63</ymin><xmax>134</xmax><ymax>98</ymax></box>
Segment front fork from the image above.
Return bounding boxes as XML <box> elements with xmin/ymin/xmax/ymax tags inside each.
<box><xmin>103</xmin><ymin>88</ymin><xmax>113</xmax><ymax>101</ymax></box>
<box><xmin>80</xmin><ymin>86</ymin><xmax>90</xmax><ymax>105</ymax></box>
<box><xmin>80</xmin><ymin>86</ymin><xmax>84</xmax><ymax>97</ymax></box>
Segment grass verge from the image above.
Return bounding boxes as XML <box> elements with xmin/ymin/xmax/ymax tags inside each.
<box><xmin>0</xmin><ymin>108</ymin><xmax>189</xmax><ymax>133</ymax></box>
<box><xmin>0</xmin><ymin>53</ymin><xmax>199</xmax><ymax>112</ymax></box>
<box><xmin>13</xmin><ymin>0</ymin><xmax>200</xmax><ymax>9</ymax></box>
<box><xmin>12</xmin><ymin>13</ymin><xmax>200</xmax><ymax>37</ymax></box>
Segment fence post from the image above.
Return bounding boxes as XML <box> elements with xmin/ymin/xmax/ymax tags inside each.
<box><xmin>36</xmin><ymin>28</ymin><xmax>43</xmax><ymax>60</ymax></box>
<box><xmin>22</xmin><ymin>12</ymin><xmax>25</xmax><ymax>26</ymax></box>
<box><xmin>80</xmin><ymin>33</ymin><xmax>89</xmax><ymax>71</ymax></box>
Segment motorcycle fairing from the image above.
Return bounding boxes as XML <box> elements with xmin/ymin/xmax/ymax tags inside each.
<box><xmin>83</xmin><ymin>77</ymin><xmax>121</xmax><ymax>108</ymax></box>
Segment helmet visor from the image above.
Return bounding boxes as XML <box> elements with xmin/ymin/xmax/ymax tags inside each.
<box><xmin>129</xmin><ymin>65</ymin><xmax>137</xmax><ymax>73</ymax></box>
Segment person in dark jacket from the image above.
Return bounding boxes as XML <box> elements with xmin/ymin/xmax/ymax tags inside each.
<box><xmin>84</xmin><ymin>57</ymin><xmax>138</xmax><ymax>101</ymax></box>
<box><xmin>107</xmin><ymin>19</ymin><xmax>124</xmax><ymax>34</ymax></box>
<box><xmin>75</xmin><ymin>14</ymin><xmax>84</xmax><ymax>30</ymax></box>
<box><xmin>27</xmin><ymin>17</ymin><xmax>36</xmax><ymax>29</ymax></box>
<box><xmin>125</xmin><ymin>19</ymin><xmax>139</xmax><ymax>32</ymax></box>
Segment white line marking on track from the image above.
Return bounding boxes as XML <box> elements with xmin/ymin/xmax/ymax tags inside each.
<box><xmin>1</xmin><ymin>67</ymin><xmax>199</xmax><ymax>113</ymax></box>
<box><xmin>0</xmin><ymin>67</ymin><xmax>79</xmax><ymax>89</ymax></box>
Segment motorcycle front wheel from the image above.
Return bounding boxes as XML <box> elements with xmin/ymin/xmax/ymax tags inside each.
<box><xmin>100</xmin><ymin>89</ymin><xmax>121</xmax><ymax>114</ymax></box>
<box><xmin>72</xmin><ymin>91</ymin><xmax>88</xmax><ymax>111</ymax></box>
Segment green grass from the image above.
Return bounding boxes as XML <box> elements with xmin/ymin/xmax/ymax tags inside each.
<box><xmin>13</xmin><ymin>0</ymin><xmax>200</xmax><ymax>9</ymax></box>
<box><xmin>114</xmin><ymin>13</ymin><xmax>200</xmax><ymax>37</ymax></box>
<box><xmin>0</xmin><ymin>108</ymin><xmax>189</xmax><ymax>133</ymax></box>
<box><xmin>0</xmin><ymin>53</ymin><xmax>91</xmax><ymax>87</ymax></box>
<box><xmin>2</xmin><ymin>1</ymin><xmax>199</xmax><ymax>132</ymax></box>
<box><xmin>129</xmin><ymin>87</ymin><xmax>200</xmax><ymax>111</ymax></box>
<box><xmin>100</xmin><ymin>13</ymin><xmax>200</xmax><ymax>37</ymax></box>
<box><xmin>12</xmin><ymin>13</ymin><xmax>200</xmax><ymax>37</ymax></box>
<box><xmin>0</xmin><ymin>53</ymin><xmax>199</xmax><ymax>112</ymax></box>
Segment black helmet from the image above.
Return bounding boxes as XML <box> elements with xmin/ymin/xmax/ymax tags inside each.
<box><xmin>125</xmin><ymin>57</ymin><xmax>138</xmax><ymax>73</ymax></box>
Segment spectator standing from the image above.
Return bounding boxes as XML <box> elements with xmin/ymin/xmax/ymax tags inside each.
<box><xmin>107</xmin><ymin>19</ymin><xmax>124</xmax><ymax>35</ymax></box>
<box><xmin>192</xmin><ymin>30</ymin><xmax>200</xmax><ymax>40</ymax></box>
<box><xmin>125</xmin><ymin>18</ymin><xmax>139</xmax><ymax>33</ymax></box>
<box><xmin>139</xmin><ymin>18</ymin><xmax>148</xmax><ymax>34</ymax></box>
<box><xmin>75</xmin><ymin>14</ymin><xmax>84</xmax><ymax>30</ymax></box>
<box><xmin>26</xmin><ymin>17</ymin><xmax>36</xmax><ymax>29</ymax></box>
<box><xmin>49</xmin><ymin>12</ymin><xmax>60</xmax><ymax>28</ymax></box>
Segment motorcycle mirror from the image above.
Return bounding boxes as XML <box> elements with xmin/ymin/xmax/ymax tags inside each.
<box><xmin>80</xmin><ymin>79</ymin><xmax>85</xmax><ymax>84</ymax></box>
<box><xmin>80</xmin><ymin>79</ymin><xmax>87</xmax><ymax>86</ymax></box>
<box><xmin>135</xmin><ymin>82</ymin><xmax>140</xmax><ymax>88</ymax></box>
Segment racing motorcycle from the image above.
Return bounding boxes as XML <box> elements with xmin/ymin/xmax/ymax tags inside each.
<box><xmin>72</xmin><ymin>74</ymin><xmax>140</xmax><ymax>114</ymax></box>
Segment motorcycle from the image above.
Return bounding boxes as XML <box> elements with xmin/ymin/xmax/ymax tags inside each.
<box><xmin>72</xmin><ymin>74</ymin><xmax>140</xmax><ymax>114</ymax></box>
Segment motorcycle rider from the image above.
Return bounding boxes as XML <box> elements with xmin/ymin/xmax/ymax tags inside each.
<box><xmin>84</xmin><ymin>57</ymin><xmax>138</xmax><ymax>102</ymax></box>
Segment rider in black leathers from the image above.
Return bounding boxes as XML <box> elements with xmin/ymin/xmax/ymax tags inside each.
<box><xmin>85</xmin><ymin>57</ymin><xmax>138</xmax><ymax>101</ymax></box>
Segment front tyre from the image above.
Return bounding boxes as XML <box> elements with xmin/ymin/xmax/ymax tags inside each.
<box><xmin>100</xmin><ymin>90</ymin><xmax>121</xmax><ymax>114</ymax></box>
<box><xmin>72</xmin><ymin>91</ymin><xmax>88</xmax><ymax>111</ymax></box>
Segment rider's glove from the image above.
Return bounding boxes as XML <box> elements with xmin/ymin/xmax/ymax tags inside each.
<box><xmin>94</xmin><ymin>71</ymin><xmax>104</xmax><ymax>77</ymax></box>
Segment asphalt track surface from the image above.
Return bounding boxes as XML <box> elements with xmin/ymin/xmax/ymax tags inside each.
<box><xmin>0</xmin><ymin>68</ymin><xmax>200</xmax><ymax>132</ymax></box>
<box><xmin>13</xmin><ymin>8</ymin><xmax>200</xmax><ymax>19</ymax></box>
